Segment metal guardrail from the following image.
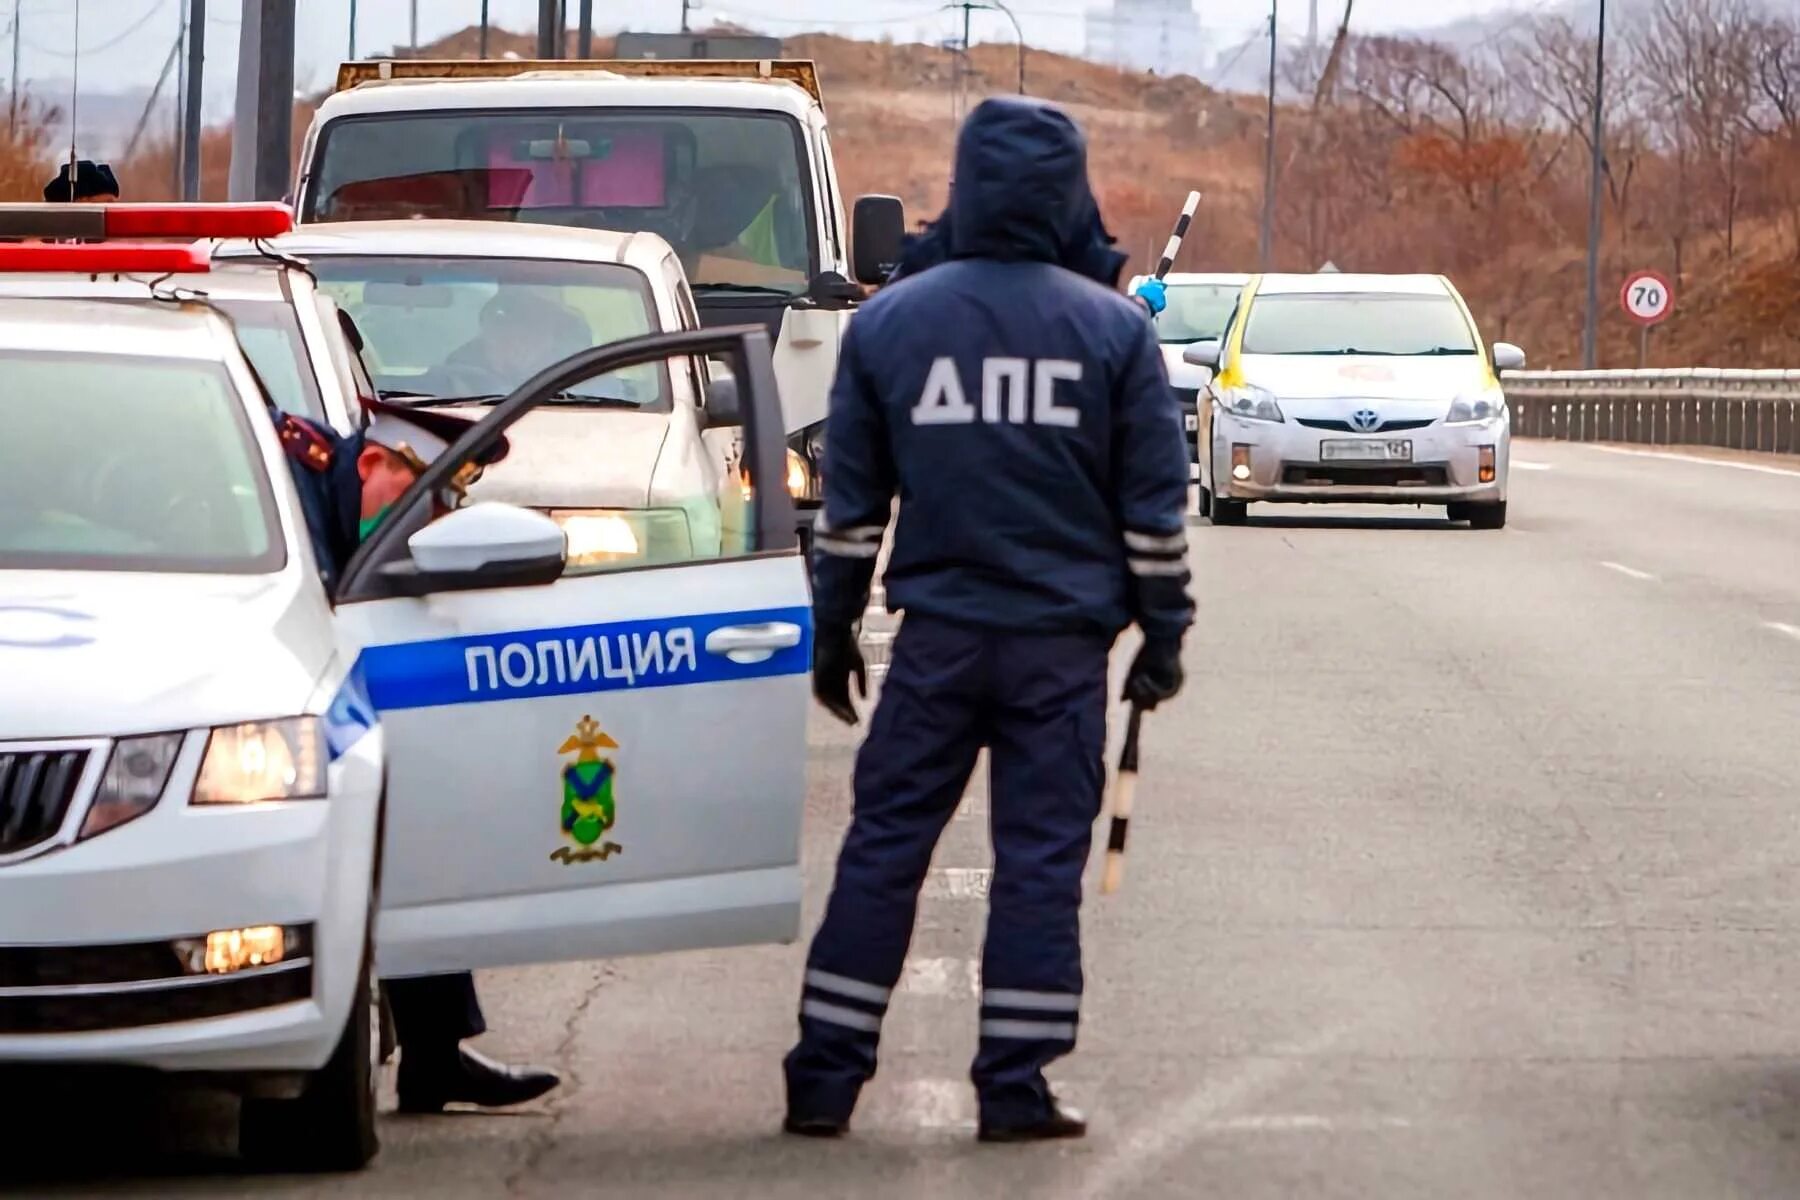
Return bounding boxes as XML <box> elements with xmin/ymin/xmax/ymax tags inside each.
<box><xmin>1500</xmin><ymin>368</ymin><xmax>1800</xmax><ymax>454</ymax></box>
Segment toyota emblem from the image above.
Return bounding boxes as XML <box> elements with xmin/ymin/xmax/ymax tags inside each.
<box><xmin>1349</xmin><ymin>408</ymin><xmax>1381</xmax><ymax>432</ymax></box>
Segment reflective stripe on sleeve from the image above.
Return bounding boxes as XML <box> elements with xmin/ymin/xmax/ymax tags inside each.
<box><xmin>815</xmin><ymin>535</ymin><xmax>881</xmax><ymax>559</ymax></box>
<box><xmin>979</xmin><ymin>1018</ymin><xmax>1078</xmax><ymax>1041</ymax></box>
<box><xmin>983</xmin><ymin>988</ymin><xmax>1081</xmax><ymax>1013</ymax></box>
<box><xmin>1123</xmin><ymin>529</ymin><xmax>1187</xmax><ymax>554</ymax></box>
<box><xmin>1129</xmin><ymin>558</ymin><xmax>1191</xmax><ymax>577</ymax></box>
<box><xmin>813</xmin><ymin>511</ymin><xmax>884</xmax><ymax>542</ymax></box>
<box><xmin>802</xmin><ymin>998</ymin><xmax>884</xmax><ymax>1033</ymax></box>
<box><xmin>806</xmin><ymin>969</ymin><xmax>892</xmax><ymax>1007</ymax></box>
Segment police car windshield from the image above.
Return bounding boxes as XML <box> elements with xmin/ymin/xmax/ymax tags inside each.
<box><xmin>308</xmin><ymin>256</ymin><xmax>671</xmax><ymax>411</ymax></box>
<box><xmin>1241</xmin><ymin>293</ymin><xmax>1479</xmax><ymax>356</ymax></box>
<box><xmin>0</xmin><ymin>351</ymin><xmax>283</xmax><ymax>574</ymax></box>
<box><xmin>305</xmin><ymin>109</ymin><xmax>816</xmax><ymax>295</ymax></box>
<box><xmin>1156</xmin><ymin>283</ymin><xmax>1240</xmax><ymax>344</ymax></box>
<box><xmin>212</xmin><ymin>299</ymin><xmax>326</xmax><ymax>423</ymax></box>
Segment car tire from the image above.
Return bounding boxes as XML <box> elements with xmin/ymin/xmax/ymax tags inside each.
<box><xmin>1196</xmin><ymin>486</ymin><xmax>1212</xmax><ymax>518</ymax></box>
<box><xmin>1467</xmin><ymin>501</ymin><xmax>1507</xmax><ymax>530</ymax></box>
<box><xmin>240</xmin><ymin>949</ymin><xmax>380</xmax><ymax>1173</ymax></box>
<box><xmin>1212</xmin><ymin>498</ymin><xmax>1248</xmax><ymax>526</ymax></box>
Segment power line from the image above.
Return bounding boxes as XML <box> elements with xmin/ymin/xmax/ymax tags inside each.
<box><xmin>21</xmin><ymin>0</ymin><xmax>168</xmax><ymax>58</ymax></box>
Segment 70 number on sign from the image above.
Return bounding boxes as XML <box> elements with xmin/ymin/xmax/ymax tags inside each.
<box><xmin>1620</xmin><ymin>269</ymin><xmax>1674</xmax><ymax>367</ymax></box>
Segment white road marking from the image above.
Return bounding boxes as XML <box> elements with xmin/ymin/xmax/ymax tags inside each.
<box><xmin>1600</xmin><ymin>560</ymin><xmax>1657</xmax><ymax>581</ymax></box>
<box><xmin>1590</xmin><ymin>444</ymin><xmax>1800</xmax><ymax>478</ymax></box>
<box><xmin>900</xmin><ymin>956</ymin><xmax>981</xmax><ymax>998</ymax></box>
<box><xmin>1061</xmin><ymin>1024</ymin><xmax>1353</xmax><ymax>1200</ymax></box>
<box><xmin>1513</xmin><ymin>460</ymin><xmax>1554</xmax><ymax>471</ymax></box>
<box><xmin>922</xmin><ymin>867</ymin><xmax>992</xmax><ymax>900</ymax></box>
<box><xmin>1764</xmin><ymin>622</ymin><xmax>1800</xmax><ymax>643</ymax></box>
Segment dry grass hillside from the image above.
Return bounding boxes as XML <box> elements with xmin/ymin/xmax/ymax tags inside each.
<box><xmin>1</xmin><ymin>12</ymin><xmax>1793</xmax><ymax>367</ymax></box>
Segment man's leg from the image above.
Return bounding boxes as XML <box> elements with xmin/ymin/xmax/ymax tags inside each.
<box><xmin>388</xmin><ymin>972</ymin><xmax>559</xmax><ymax>1112</ymax></box>
<box><xmin>784</xmin><ymin>617</ymin><xmax>988</xmax><ymax>1130</ymax></box>
<box><xmin>972</xmin><ymin>631</ymin><xmax>1110</xmax><ymax>1138</ymax></box>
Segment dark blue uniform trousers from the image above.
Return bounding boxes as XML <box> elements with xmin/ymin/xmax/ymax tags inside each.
<box><xmin>785</xmin><ymin>615</ymin><xmax>1110</xmax><ymax>1129</ymax></box>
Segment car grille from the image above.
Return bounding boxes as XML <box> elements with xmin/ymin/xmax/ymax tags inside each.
<box><xmin>0</xmin><ymin>749</ymin><xmax>89</xmax><ymax>856</ymax></box>
<box><xmin>1297</xmin><ymin>417</ymin><xmax>1437</xmax><ymax>433</ymax></box>
<box><xmin>0</xmin><ymin>964</ymin><xmax>312</xmax><ymax>1034</ymax></box>
<box><xmin>1282</xmin><ymin>464</ymin><xmax>1450</xmax><ymax>488</ymax></box>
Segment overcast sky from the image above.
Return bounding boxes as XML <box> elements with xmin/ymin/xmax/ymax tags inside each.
<box><xmin>11</xmin><ymin>0</ymin><xmax>1530</xmax><ymax>114</ymax></box>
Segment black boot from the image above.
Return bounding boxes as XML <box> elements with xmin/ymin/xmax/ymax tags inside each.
<box><xmin>396</xmin><ymin>1045</ymin><xmax>560</xmax><ymax>1113</ymax></box>
<box><xmin>977</xmin><ymin>1097</ymin><xmax>1087</xmax><ymax>1143</ymax></box>
<box><xmin>783</xmin><ymin>1112</ymin><xmax>849</xmax><ymax>1139</ymax></box>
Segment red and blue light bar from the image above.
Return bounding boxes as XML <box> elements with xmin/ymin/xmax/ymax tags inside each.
<box><xmin>0</xmin><ymin>202</ymin><xmax>293</xmax><ymax>242</ymax></box>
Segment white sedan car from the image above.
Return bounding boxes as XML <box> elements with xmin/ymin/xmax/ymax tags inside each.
<box><xmin>1189</xmin><ymin>272</ymin><xmax>1523</xmax><ymax>528</ymax></box>
<box><xmin>0</xmin><ymin>244</ymin><xmax>808</xmax><ymax>1171</ymax></box>
<box><xmin>1126</xmin><ymin>271</ymin><xmax>1249</xmax><ymax>480</ymax></box>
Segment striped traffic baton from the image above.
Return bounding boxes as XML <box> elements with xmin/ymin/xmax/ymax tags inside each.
<box><xmin>1152</xmin><ymin>191</ymin><xmax>1202</xmax><ymax>281</ymax></box>
<box><xmin>1099</xmin><ymin>704</ymin><xmax>1145</xmax><ymax>895</ymax></box>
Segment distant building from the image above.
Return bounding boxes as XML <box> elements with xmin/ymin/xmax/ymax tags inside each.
<box><xmin>614</xmin><ymin>31</ymin><xmax>782</xmax><ymax>60</ymax></box>
<box><xmin>1084</xmin><ymin>0</ymin><xmax>1205</xmax><ymax>78</ymax></box>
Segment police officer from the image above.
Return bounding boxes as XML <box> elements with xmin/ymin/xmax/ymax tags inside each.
<box><xmin>784</xmin><ymin>97</ymin><xmax>1194</xmax><ymax>1142</ymax></box>
<box><xmin>43</xmin><ymin>160</ymin><xmax>120</xmax><ymax>203</ymax></box>
<box><xmin>279</xmin><ymin>397</ymin><xmax>562</xmax><ymax>1113</ymax></box>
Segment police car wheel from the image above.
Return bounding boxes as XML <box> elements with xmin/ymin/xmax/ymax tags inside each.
<box><xmin>240</xmin><ymin>949</ymin><xmax>380</xmax><ymax>1172</ymax></box>
<box><xmin>1466</xmin><ymin>500</ymin><xmax>1507</xmax><ymax>530</ymax></box>
<box><xmin>1211</xmin><ymin>497</ymin><xmax>1248</xmax><ymax>526</ymax></box>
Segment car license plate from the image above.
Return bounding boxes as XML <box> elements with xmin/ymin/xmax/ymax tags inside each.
<box><xmin>1184</xmin><ymin>414</ymin><xmax>1198</xmax><ymax>432</ymax></box>
<box><xmin>1320</xmin><ymin>438</ymin><xmax>1412</xmax><ymax>462</ymax></box>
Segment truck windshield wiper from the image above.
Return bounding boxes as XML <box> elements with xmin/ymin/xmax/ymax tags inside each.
<box><xmin>378</xmin><ymin>388</ymin><xmax>440</xmax><ymax>401</ymax></box>
<box><xmin>1411</xmin><ymin>346</ymin><xmax>1478</xmax><ymax>355</ymax></box>
<box><xmin>421</xmin><ymin>392</ymin><xmax>646</xmax><ymax>408</ymax></box>
<box><xmin>691</xmin><ymin>282</ymin><xmax>797</xmax><ymax>297</ymax></box>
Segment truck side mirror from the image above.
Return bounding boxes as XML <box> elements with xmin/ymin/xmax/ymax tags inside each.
<box><xmin>704</xmin><ymin>365</ymin><xmax>743</xmax><ymax>429</ymax></box>
<box><xmin>852</xmin><ymin>194</ymin><xmax>906</xmax><ymax>286</ymax></box>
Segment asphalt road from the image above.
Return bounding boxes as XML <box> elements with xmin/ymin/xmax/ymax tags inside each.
<box><xmin>13</xmin><ymin>439</ymin><xmax>1800</xmax><ymax>1198</ymax></box>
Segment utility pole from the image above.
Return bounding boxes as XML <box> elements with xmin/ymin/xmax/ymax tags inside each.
<box><xmin>681</xmin><ymin>0</ymin><xmax>693</xmax><ymax>34</ymax></box>
<box><xmin>347</xmin><ymin>0</ymin><xmax>356</xmax><ymax>58</ymax></box>
<box><xmin>537</xmin><ymin>0</ymin><xmax>563</xmax><ymax>59</ymax></box>
<box><xmin>578</xmin><ymin>0</ymin><xmax>593</xmax><ymax>59</ymax></box>
<box><xmin>9</xmin><ymin>0</ymin><xmax>21</xmax><ymax>135</ymax></box>
<box><xmin>480</xmin><ymin>0</ymin><xmax>490</xmax><ymax>57</ymax></box>
<box><xmin>228</xmin><ymin>0</ymin><xmax>296</xmax><ymax>202</ymax></box>
<box><xmin>408</xmin><ymin>0</ymin><xmax>417</xmax><ymax>52</ymax></box>
<box><xmin>1259</xmin><ymin>0</ymin><xmax>1278</xmax><ymax>270</ymax></box>
<box><xmin>1580</xmin><ymin>0</ymin><xmax>1606</xmax><ymax>369</ymax></box>
<box><xmin>182</xmin><ymin>0</ymin><xmax>204</xmax><ymax>200</ymax></box>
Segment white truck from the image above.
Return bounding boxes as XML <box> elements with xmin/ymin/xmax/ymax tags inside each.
<box><xmin>291</xmin><ymin>58</ymin><xmax>908</xmax><ymax>527</ymax></box>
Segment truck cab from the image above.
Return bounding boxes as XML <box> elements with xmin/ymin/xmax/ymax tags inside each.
<box><xmin>292</xmin><ymin>59</ymin><xmax>907</xmax><ymax>515</ymax></box>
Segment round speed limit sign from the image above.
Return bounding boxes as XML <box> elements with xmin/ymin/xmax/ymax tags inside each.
<box><xmin>1621</xmin><ymin>270</ymin><xmax>1674</xmax><ymax>325</ymax></box>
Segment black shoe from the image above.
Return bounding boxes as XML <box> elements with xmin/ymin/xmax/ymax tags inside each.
<box><xmin>396</xmin><ymin>1045</ymin><xmax>560</xmax><ymax>1113</ymax></box>
<box><xmin>978</xmin><ymin>1098</ymin><xmax>1087</xmax><ymax>1143</ymax></box>
<box><xmin>783</xmin><ymin>1112</ymin><xmax>848</xmax><ymax>1139</ymax></box>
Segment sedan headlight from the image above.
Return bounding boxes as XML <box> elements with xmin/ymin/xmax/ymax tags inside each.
<box><xmin>78</xmin><ymin>733</ymin><xmax>182</xmax><ymax>839</ymax></box>
<box><xmin>556</xmin><ymin>512</ymin><xmax>640</xmax><ymax>562</ymax></box>
<box><xmin>1220</xmin><ymin>384</ymin><xmax>1284</xmax><ymax>423</ymax></box>
<box><xmin>549</xmin><ymin>508</ymin><xmax>692</xmax><ymax>567</ymax></box>
<box><xmin>192</xmin><ymin>718</ymin><xmax>325</xmax><ymax>805</ymax></box>
<box><xmin>1447</xmin><ymin>391</ymin><xmax>1506</xmax><ymax>424</ymax></box>
<box><xmin>785</xmin><ymin>448</ymin><xmax>813</xmax><ymax>499</ymax></box>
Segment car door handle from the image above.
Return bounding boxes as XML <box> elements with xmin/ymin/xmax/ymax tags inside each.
<box><xmin>704</xmin><ymin>622</ymin><xmax>804</xmax><ymax>665</ymax></box>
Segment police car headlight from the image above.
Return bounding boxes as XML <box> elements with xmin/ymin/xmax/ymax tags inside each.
<box><xmin>1222</xmin><ymin>385</ymin><xmax>1284</xmax><ymax>424</ymax></box>
<box><xmin>1447</xmin><ymin>391</ymin><xmax>1505</xmax><ymax>425</ymax></box>
<box><xmin>192</xmin><ymin>718</ymin><xmax>326</xmax><ymax>805</ymax></box>
<box><xmin>78</xmin><ymin>733</ymin><xmax>183</xmax><ymax>840</ymax></box>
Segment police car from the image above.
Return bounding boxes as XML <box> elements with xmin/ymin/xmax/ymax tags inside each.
<box><xmin>1189</xmin><ymin>272</ymin><xmax>1523</xmax><ymax>528</ymax></box>
<box><xmin>0</xmin><ymin>219</ymin><xmax>809</xmax><ymax>1171</ymax></box>
<box><xmin>224</xmin><ymin>220</ymin><xmax>788</xmax><ymax>570</ymax></box>
<box><xmin>0</xmin><ymin>203</ymin><xmax>365</xmax><ymax>434</ymax></box>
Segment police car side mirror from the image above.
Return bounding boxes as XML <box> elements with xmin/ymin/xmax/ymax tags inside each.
<box><xmin>703</xmin><ymin>368</ymin><xmax>743</xmax><ymax>429</ymax></box>
<box><xmin>1491</xmin><ymin>342</ymin><xmax>1527</xmax><ymax>372</ymax></box>
<box><xmin>852</xmin><ymin>194</ymin><xmax>905</xmax><ymax>286</ymax></box>
<box><xmin>378</xmin><ymin>503</ymin><xmax>566</xmax><ymax>597</ymax></box>
<box><xmin>1183</xmin><ymin>339</ymin><xmax>1222</xmax><ymax>369</ymax></box>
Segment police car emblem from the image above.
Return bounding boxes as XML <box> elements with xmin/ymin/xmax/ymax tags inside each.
<box><xmin>552</xmin><ymin>715</ymin><xmax>623</xmax><ymax>865</ymax></box>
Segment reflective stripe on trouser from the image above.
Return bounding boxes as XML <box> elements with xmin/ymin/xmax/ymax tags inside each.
<box><xmin>783</xmin><ymin>616</ymin><xmax>1108</xmax><ymax>1127</ymax></box>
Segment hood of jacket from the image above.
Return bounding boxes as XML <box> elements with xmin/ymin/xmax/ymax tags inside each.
<box><xmin>890</xmin><ymin>97</ymin><xmax>1126</xmax><ymax>287</ymax></box>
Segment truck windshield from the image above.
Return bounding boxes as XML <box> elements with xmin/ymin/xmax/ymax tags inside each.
<box><xmin>1241</xmin><ymin>293</ymin><xmax>1479</xmax><ymax>356</ymax></box>
<box><xmin>0</xmin><ymin>352</ymin><xmax>283</xmax><ymax>573</ymax></box>
<box><xmin>306</xmin><ymin>109</ymin><xmax>816</xmax><ymax>296</ymax></box>
<box><xmin>308</xmin><ymin>255</ymin><xmax>671</xmax><ymax>410</ymax></box>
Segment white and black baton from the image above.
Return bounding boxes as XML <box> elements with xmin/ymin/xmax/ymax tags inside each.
<box><xmin>1099</xmin><ymin>704</ymin><xmax>1145</xmax><ymax>895</ymax></box>
<box><xmin>1152</xmin><ymin>191</ymin><xmax>1202</xmax><ymax>281</ymax></box>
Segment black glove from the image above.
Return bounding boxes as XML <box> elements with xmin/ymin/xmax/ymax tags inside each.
<box><xmin>1123</xmin><ymin>637</ymin><xmax>1184</xmax><ymax>711</ymax></box>
<box><xmin>813</xmin><ymin>623</ymin><xmax>868</xmax><ymax>726</ymax></box>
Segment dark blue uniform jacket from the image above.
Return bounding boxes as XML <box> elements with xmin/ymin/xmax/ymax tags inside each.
<box><xmin>811</xmin><ymin>97</ymin><xmax>1195</xmax><ymax>643</ymax></box>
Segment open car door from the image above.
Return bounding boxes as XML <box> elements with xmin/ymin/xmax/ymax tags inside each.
<box><xmin>329</xmin><ymin>328</ymin><xmax>810</xmax><ymax>977</ymax></box>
